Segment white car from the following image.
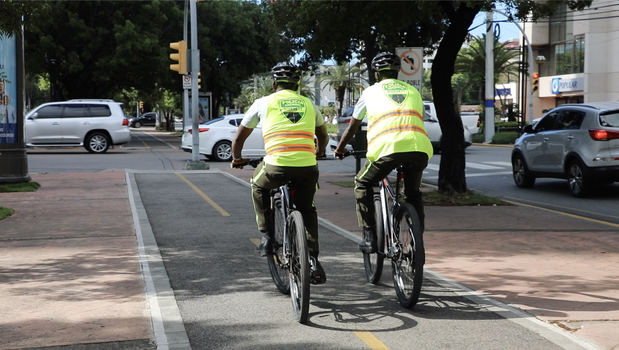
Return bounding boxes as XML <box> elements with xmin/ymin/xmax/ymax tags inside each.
<box><xmin>181</xmin><ymin>114</ymin><xmax>336</xmax><ymax>161</ymax></box>
<box><xmin>25</xmin><ymin>99</ymin><xmax>131</xmax><ymax>153</ymax></box>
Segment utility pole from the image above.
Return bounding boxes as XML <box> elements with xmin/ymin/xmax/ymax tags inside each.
<box><xmin>484</xmin><ymin>9</ymin><xmax>495</xmax><ymax>143</ymax></box>
<box><xmin>189</xmin><ymin>0</ymin><xmax>200</xmax><ymax>163</ymax></box>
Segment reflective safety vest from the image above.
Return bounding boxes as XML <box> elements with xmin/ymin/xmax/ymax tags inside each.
<box><xmin>364</xmin><ymin>79</ymin><xmax>433</xmax><ymax>161</ymax></box>
<box><xmin>262</xmin><ymin>89</ymin><xmax>316</xmax><ymax>167</ymax></box>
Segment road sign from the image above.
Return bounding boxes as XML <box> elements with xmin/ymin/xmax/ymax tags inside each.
<box><xmin>396</xmin><ymin>47</ymin><xmax>423</xmax><ymax>94</ymax></box>
<box><xmin>182</xmin><ymin>75</ymin><xmax>191</xmax><ymax>90</ymax></box>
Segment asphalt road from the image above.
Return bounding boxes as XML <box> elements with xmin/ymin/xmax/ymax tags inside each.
<box><xmin>131</xmin><ymin>170</ymin><xmax>566</xmax><ymax>349</ymax></box>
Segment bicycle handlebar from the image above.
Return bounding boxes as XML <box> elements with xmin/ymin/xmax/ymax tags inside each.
<box><xmin>231</xmin><ymin>157</ymin><xmax>263</xmax><ymax>169</ymax></box>
<box><xmin>335</xmin><ymin>150</ymin><xmax>365</xmax><ymax>159</ymax></box>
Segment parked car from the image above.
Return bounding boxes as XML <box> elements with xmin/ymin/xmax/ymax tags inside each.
<box><xmin>181</xmin><ymin>114</ymin><xmax>337</xmax><ymax>161</ymax></box>
<box><xmin>511</xmin><ymin>101</ymin><xmax>619</xmax><ymax>196</ymax></box>
<box><xmin>337</xmin><ymin>101</ymin><xmax>472</xmax><ymax>152</ymax></box>
<box><xmin>129</xmin><ymin>112</ymin><xmax>157</xmax><ymax>128</ymax></box>
<box><xmin>25</xmin><ymin>99</ymin><xmax>131</xmax><ymax>153</ymax></box>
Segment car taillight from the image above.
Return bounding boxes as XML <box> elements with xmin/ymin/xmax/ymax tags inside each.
<box><xmin>588</xmin><ymin>129</ymin><xmax>619</xmax><ymax>141</ymax></box>
<box><xmin>344</xmin><ymin>118</ymin><xmax>351</xmax><ymax>123</ymax></box>
<box><xmin>188</xmin><ymin>128</ymin><xmax>209</xmax><ymax>134</ymax></box>
<box><xmin>122</xmin><ymin>118</ymin><xmax>128</xmax><ymax>126</ymax></box>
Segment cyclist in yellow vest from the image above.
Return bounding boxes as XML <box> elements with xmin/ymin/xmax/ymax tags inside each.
<box><xmin>231</xmin><ymin>62</ymin><xmax>329</xmax><ymax>284</ymax></box>
<box><xmin>334</xmin><ymin>52</ymin><xmax>433</xmax><ymax>254</ymax></box>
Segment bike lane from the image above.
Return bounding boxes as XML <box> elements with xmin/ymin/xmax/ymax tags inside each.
<box><xmin>130</xmin><ymin>169</ymin><xmax>578</xmax><ymax>350</ymax></box>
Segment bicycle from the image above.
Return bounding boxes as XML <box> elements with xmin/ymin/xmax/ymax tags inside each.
<box><xmin>341</xmin><ymin>151</ymin><xmax>425</xmax><ymax>308</ymax></box>
<box><xmin>243</xmin><ymin>158</ymin><xmax>311</xmax><ymax>324</ymax></box>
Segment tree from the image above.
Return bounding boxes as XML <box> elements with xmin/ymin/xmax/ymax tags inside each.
<box><xmin>319</xmin><ymin>63</ymin><xmax>362</xmax><ymax>116</ymax></box>
<box><xmin>455</xmin><ymin>35</ymin><xmax>519</xmax><ymax>107</ymax></box>
<box><xmin>430</xmin><ymin>0</ymin><xmax>591</xmax><ymax>194</ymax></box>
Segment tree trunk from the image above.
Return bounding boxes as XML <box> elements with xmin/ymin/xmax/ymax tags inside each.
<box><xmin>431</xmin><ymin>2</ymin><xmax>482</xmax><ymax>194</ymax></box>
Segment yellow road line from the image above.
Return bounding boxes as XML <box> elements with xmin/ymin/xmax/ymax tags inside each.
<box><xmin>503</xmin><ymin>198</ymin><xmax>619</xmax><ymax>229</ymax></box>
<box><xmin>354</xmin><ymin>331</ymin><xmax>389</xmax><ymax>350</ymax></box>
<box><xmin>176</xmin><ymin>173</ymin><xmax>230</xmax><ymax>216</ymax></box>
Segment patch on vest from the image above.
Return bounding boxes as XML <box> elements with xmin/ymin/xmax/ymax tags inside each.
<box><xmin>382</xmin><ymin>81</ymin><xmax>408</xmax><ymax>105</ymax></box>
<box><xmin>280</xmin><ymin>98</ymin><xmax>306</xmax><ymax>123</ymax></box>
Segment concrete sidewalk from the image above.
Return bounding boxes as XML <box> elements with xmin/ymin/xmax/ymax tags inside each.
<box><xmin>0</xmin><ymin>169</ymin><xmax>617</xmax><ymax>349</ymax></box>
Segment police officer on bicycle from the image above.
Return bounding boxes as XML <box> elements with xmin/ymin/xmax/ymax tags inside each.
<box><xmin>231</xmin><ymin>62</ymin><xmax>329</xmax><ymax>284</ymax></box>
<box><xmin>334</xmin><ymin>51</ymin><xmax>433</xmax><ymax>254</ymax></box>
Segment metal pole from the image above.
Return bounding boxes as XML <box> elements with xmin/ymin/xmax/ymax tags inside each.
<box><xmin>190</xmin><ymin>0</ymin><xmax>200</xmax><ymax>162</ymax></box>
<box><xmin>492</xmin><ymin>9</ymin><xmax>535</xmax><ymax>124</ymax></box>
<box><xmin>183</xmin><ymin>0</ymin><xmax>189</xmax><ymax>137</ymax></box>
<box><xmin>484</xmin><ymin>10</ymin><xmax>495</xmax><ymax>143</ymax></box>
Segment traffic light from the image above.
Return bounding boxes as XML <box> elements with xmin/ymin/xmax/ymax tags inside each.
<box><xmin>169</xmin><ymin>40</ymin><xmax>187</xmax><ymax>74</ymax></box>
<box><xmin>532</xmin><ymin>72</ymin><xmax>539</xmax><ymax>92</ymax></box>
<box><xmin>197</xmin><ymin>72</ymin><xmax>202</xmax><ymax>90</ymax></box>
<box><xmin>139</xmin><ymin>101</ymin><xmax>143</xmax><ymax>109</ymax></box>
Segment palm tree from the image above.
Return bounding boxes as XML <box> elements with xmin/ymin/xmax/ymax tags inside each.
<box><xmin>319</xmin><ymin>63</ymin><xmax>363</xmax><ymax>117</ymax></box>
<box><xmin>455</xmin><ymin>35</ymin><xmax>519</xmax><ymax>109</ymax></box>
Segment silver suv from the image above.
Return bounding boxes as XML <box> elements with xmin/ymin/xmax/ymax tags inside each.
<box><xmin>25</xmin><ymin>99</ymin><xmax>131</xmax><ymax>153</ymax></box>
<box><xmin>512</xmin><ymin>101</ymin><xmax>619</xmax><ymax>196</ymax></box>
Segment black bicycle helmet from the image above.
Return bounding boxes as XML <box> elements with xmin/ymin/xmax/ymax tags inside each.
<box><xmin>271</xmin><ymin>62</ymin><xmax>300</xmax><ymax>84</ymax></box>
<box><xmin>371</xmin><ymin>51</ymin><xmax>401</xmax><ymax>72</ymax></box>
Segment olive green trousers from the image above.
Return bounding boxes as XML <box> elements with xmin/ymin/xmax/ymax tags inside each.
<box><xmin>250</xmin><ymin>162</ymin><xmax>320</xmax><ymax>257</ymax></box>
<box><xmin>354</xmin><ymin>151</ymin><xmax>428</xmax><ymax>230</ymax></box>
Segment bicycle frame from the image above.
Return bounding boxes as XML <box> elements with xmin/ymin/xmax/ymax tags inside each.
<box><xmin>378</xmin><ymin>166</ymin><xmax>406</xmax><ymax>259</ymax></box>
<box><xmin>273</xmin><ymin>184</ymin><xmax>293</xmax><ymax>267</ymax></box>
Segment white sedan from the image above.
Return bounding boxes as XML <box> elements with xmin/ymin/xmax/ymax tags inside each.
<box><xmin>181</xmin><ymin>114</ymin><xmax>336</xmax><ymax>161</ymax></box>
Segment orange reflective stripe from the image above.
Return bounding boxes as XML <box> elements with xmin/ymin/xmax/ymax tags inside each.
<box><xmin>371</xmin><ymin>109</ymin><xmax>422</xmax><ymax>126</ymax></box>
<box><xmin>368</xmin><ymin>124</ymin><xmax>428</xmax><ymax>145</ymax></box>
<box><xmin>263</xmin><ymin>130</ymin><xmax>314</xmax><ymax>142</ymax></box>
<box><xmin>266</xmin><ymin>144</ymin><xmax>315</xmax><ymax>154</ymax></box>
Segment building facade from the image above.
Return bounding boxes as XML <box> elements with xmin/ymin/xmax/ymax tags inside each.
<box><xmin>523</xmin><ymin>0</ymin><xmax>619</xmax><ymax>119</ymax></box>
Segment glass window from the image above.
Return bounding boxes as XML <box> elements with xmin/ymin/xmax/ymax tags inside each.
<box><xmin>557</xmin><ymin>110</ymin><xmax>585</xmax><ymax>130</ymax></box>
<box><xmin>536</xmin><ymin>112</ymin><xmax>559</xmax><ymax>132</ymax></box>
<box><xmin>36</xmin><ymin>105</ymin><xmax>63</xmax><ymax>118</ymax></box>
<box><xmin>600</xmin><ymin>112</ymin><xmax>619</xmax><ymax>127</ymax></box>
<box><xmin>63</xmin><ymin>104</ymin><xmax>89</xmax><ymax>118</ymax></box>
<box><xmin>88</xmin><ymin>104</ymin><xmax>111</xmax><ymax>117</ymax></box>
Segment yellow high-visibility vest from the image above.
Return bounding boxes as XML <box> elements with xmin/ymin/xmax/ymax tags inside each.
<box><xmin>364</xmin><ymin>79</ymin><xmax>433</xmax><ymax>161</ymax></box>
<box><xmin>263</xmin><ymin>90</ymin><xmax>317</xmax><ymax>167</ymax></box>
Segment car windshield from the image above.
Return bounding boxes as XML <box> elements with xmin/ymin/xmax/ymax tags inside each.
<box><xmin>599</xmin><ymin>112</ymin><xmax>619</xmax><ymax>127</ymax></box>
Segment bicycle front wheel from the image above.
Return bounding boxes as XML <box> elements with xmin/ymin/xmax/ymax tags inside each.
<box><xmin>288</xmin><ymin>210</ymin><xmax>310</xmax><ymax>324</ymax></box>
<box><xmin>363</xmin><ymin>194</ymin><xmax>385</xmax><ymax>284</ymax></box>
<box><xmin>391</xmin><ymin>202</ymin><xmax>425</xmax><ymax>309</ymax></box>
<box><xmin>267</xmin><ymin>196</ymin><xmax>290</xmax><ymax>295</ymax></box>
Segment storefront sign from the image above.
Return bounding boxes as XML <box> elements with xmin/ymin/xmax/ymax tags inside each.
<box><xmin>551</xmin><ymin>76</ymin><xmax>584</xmax><ymax>94</ymax></box>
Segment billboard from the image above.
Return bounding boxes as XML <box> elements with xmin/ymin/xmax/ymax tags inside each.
<box><xmin>0</xmin><ymin>34</ymin><xmax>17</xmax><ymax>144</ymax></box>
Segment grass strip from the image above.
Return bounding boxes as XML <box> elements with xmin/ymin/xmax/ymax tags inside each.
<box><xmin>0</xmin><ymin>181</ymin><xmax>41</xmax><ymax>192</ymax></box>
<box><xmin>0</xmin><ymin>207</ymin><xmax>15</xmax><ymax>220</ymax></box>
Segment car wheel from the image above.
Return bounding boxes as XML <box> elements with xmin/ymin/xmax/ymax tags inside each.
<box><xmin>134</xmin><ymin>121</ymin><xmax>142</xmax><ymax>128</ymax></box>
<box><xmin>212</xmin><ymin>140</ymin><xmax>232</xmax><ymax>161</ymax></box>
<box><xmin>85</xmin><ymin>132</ymin><xmax>110</xmax><ymax>153</ymax></box>
<box><xmin>512</xmin><ymin>153</ymin><xmax>535</xmax><ymax>188</ymax></box>
<box><xmin>567</xmin><ymin>159</ymin><xmax>588</xmax><ymax>197</ymax></box>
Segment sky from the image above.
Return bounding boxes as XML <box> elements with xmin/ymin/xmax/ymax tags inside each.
<box><xmin>468</xmin><ymin>9</ymin><xmax>522</xmax><ymax>42</ymax></box>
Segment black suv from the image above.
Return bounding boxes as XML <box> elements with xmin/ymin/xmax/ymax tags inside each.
<box><xmin>129</xmin><ymin>112</ymin><xmax>157</xmax><ymax>128</ymax></box>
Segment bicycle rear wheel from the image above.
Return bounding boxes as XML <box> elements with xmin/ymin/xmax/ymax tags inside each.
<box><xmin>288</xmin><ymin>210</ymin><xmax>310</xmax><ymax>324</ymax></box>
<box><xmin>363</xmin><ymin>194</ymin><xmax>385</xmax><ymax>284</ymax></box>
<box><xmin>391</xmin><ymin>202</ymin><xmax>425</xmax><ymax>309</ymax></box>
<box><xmin>267</xmin><ymin>196</ymin><xmax>290</xmax><ymax>294</ymax></box>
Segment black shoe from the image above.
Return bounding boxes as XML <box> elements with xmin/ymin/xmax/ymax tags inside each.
<box><xmin>309</xmin><ymin>257</ymin><xmax>326</xmax><ymax>285</ymax></box>
<box><xmin>358</xmin><ymin>227</ymin><xmax>377</xmax><ymax>254</ymax></box>
<box><xmin>257</xmin><ymin>236</ymin><xmax>272</xmax><ymax>257</ymax></box>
